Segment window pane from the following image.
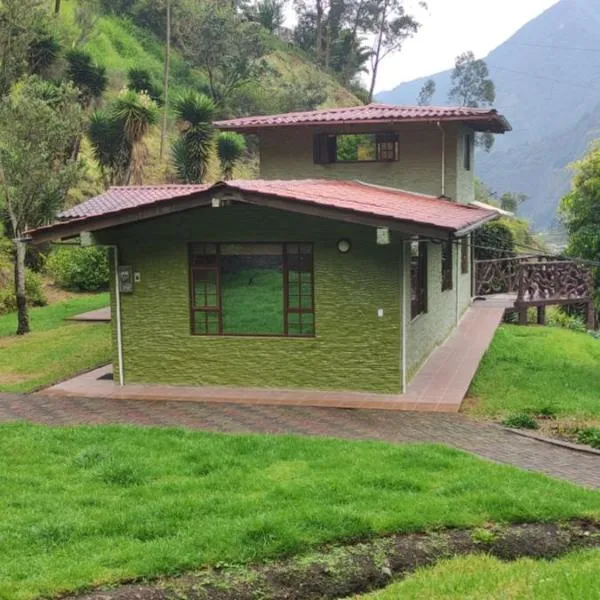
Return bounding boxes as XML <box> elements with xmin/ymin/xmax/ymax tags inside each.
<box><xmin>300</xmin><ymin>313</ymin><xmax>315</xmax><ymax>336</ymax></box>
<box><xmin>221</xmin><ymin>244</ymin><xmax>284</xmax><ymax>335</ymax></box>
<box><xmin>193</xmin><ymin>269</ymin><xmax>218</xmax><ymax>308</ymax></box>
<box><xmin>194</xmin><ymin>311</ymin><xmax>219</xmax><ymax>335</ymax></box>
<box><xmin>336</xmin><ymin>134</ymin><xmax>377</xmax><ymax>162</ymax></box>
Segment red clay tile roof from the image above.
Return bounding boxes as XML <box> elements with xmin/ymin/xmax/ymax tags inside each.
<box><xmin>31</xmin><ymin>179</ymin><xmax>495</xmax><ymax>241</ymax></box>
<box><xmin>59</xmin><ymin>184</ymin><xmax>210</xmax><ymax>219</ymax></box>
<box><xmin>214</xmin><ymin>104</ymin><xmax>511</xmax><ymax>133</ymax></box>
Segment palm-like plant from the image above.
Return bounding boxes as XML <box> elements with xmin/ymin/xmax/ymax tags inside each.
<box><xmin>171</xmin><ymin>91</ymin><xmax>216</xmax><ymax>184</ymax></box>
<box><xmin>111</xmin><ymin>89</ymin><xmax>159</xmax><ymax>185</ymax></box>
<box><xmin>89</xmin><ymin>109</ymin><xmax>131</xmax><ymax>187</ymax></box>
<box><xmin>65</xmin><ymin>49</ymin><xmax>108</xmax><ymax>108</ymax></box>
<box><xmin>217</xmin><ymin>132</ymin><xmax>246</xmax><ymax>180</ymax></box>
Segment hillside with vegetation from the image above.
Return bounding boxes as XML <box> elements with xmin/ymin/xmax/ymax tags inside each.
<box><xmin>377</xmin><ymin>0</ymin><xmax>600</xmax><ymax>231</ymax></box>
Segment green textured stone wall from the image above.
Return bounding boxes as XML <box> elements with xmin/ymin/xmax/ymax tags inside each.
<box><xmin>98</xmin><ymin>205</ymin><xmax>403</xmax><ymax>393</ymax></box>
<box><xmin>405</xmin><ymin>239</ymin><xmax>472</xmax><ymax>378</ymax></box>
<box><xmin>258</xmin><ymin>122</ymin><xmax>472</xmax><ymax>201</ymax></box>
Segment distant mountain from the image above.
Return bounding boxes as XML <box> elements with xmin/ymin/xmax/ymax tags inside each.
<box><xmin>377</xmin><ymin>0</ymin><xmax>600</xmax><ymax>230</ymax></box>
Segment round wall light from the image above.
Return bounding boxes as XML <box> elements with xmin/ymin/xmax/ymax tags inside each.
<box><xmin>337</xmin><ymin>239</ymin><xmax>352</xmax><ymax>254</ymax></box>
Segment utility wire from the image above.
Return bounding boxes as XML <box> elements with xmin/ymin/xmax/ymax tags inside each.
<box><xmin>487</xmin><ymin>63</ymin><xmax>600</xmax><ymax>92</ymax></box>
<box><xmin>512</xmin><ymin>42</ymin><xmax>600</xmax><ymax>53</ymax></box>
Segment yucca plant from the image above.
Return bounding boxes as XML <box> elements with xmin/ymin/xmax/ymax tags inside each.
<box><xmin>111</xmin><ymin>89</ymin><xmax>159</xmax><ymax>185</ymax></box>
<box><xmin>217</xmin><ymin>132</ymin><xmax>246</xmax><ymax>180</ymax></box>
<box><xmin>171</xmin><ymin>91</ymin><xmax>215</xmax><ymax>184</ymax></box>
<box><xmin>65</xmin><ymin>49</ymin><xmax>108</xmax><ymax>108</ymax></box>
<box><xmin>89</xmin><ymin>109</ymin><xmax>131</xmax><ymax>187</ymax></box>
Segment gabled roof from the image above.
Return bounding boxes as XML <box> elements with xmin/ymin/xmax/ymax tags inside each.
<box><xmin>28</xmin><ymin>179</ymin><xmax>497</xmax><ymax>243</ymax></box>
<box><xmin>214</xmin><ymin>104</ymin><xmax>512</xmax><ymax>134</ymax></box>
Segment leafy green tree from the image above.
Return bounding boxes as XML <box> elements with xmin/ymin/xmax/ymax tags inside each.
<box><xmin>500</xmin><ymin>192</ymin><xmax>527</xmax><ymax>214</ymax></box>
<box><xmin>448</xmin><ymin>51</ymin><xmax>496</xmax><ymax>151</ymax></box>
<box><xmin>247</xmin><ymin>0</ymin><xmax>287</xmax><ymax>33</ymax></box>
<box><xmin>65</xmin><ymin>49</ymin><xmax>108</xmax><ymax>108</ymax></box>
<box><xmin>217</xmin><ymin>132</ymin><xmax>247</xmax><ymax>180</ymax></box>
<box><xmin>0</xmin><ymin>0</ymin><xmax>48</xmax><ymax>96</ymax></box>
<box><xmin>178</xmin><ymin>3</ymin><xmax>268</xmax><ymax>105</ymax></box>
<box><xmin>473</xmin><ymin>222</ymin><xmax>515</xmax><ymax>260</ymax></box>
<box><xmin>417</xmin><ymin>78</ymin><xmax>435</xmax><ymax>106</ymax></box>
<box><xmin>112</xmin><ymin>89</ymin><xmax>159</xmax><ymax>185</ymax></box>
<box><xmin>128</xmin><ymin>68</ymin><xmax>163</xmax><ymax>105</ymax></box>
<box><xmin>172</xmin><ymin>91</ymin><xmax>216</xmax><ymax>184</ymax></box>
<box><xmin>0</xmin><ymin>77</ymin><xmax>84</xmax><ymax>334</ymax></box>
<box><xmin>560</xmin><ymin>144</ymin><xmax>600</xmax><ymax>295</ymax></box>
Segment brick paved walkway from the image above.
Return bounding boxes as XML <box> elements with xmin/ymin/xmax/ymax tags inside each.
<box><xmin>1</xmin><ymin>393</ymin><xmax>598</xmax><ymax>488</ymax></box>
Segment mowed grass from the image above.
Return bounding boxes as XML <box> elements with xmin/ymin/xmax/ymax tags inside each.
<box><xmin>468</xmin><ymin>325</ymin><xmax>600</xmax><ymax>419</ymax></box>
<box><xmin>1</xmin><ymin>425</ymin><xmax>600</xmax><ymax>600</ymax></box>
<box><xmin>0</xmin><ymin>294</ymin><xmax>111</xmax><ymax>393</ymax></box>
<box><xmin>353</xmin><ymin>549</ymin><xmax>600</xmax><ymax>599</ymax></box>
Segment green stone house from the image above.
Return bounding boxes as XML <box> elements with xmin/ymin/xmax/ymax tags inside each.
<box><xmin>30</xmin><ymin>104</ymin><xmax>511</xmax><ymax>395</ymax></box>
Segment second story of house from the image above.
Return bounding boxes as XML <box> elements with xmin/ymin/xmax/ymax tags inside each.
<box><xmin>215</xmin><ymin>104</ymin><xmax>511</xmax><ymax>205</ymax></box>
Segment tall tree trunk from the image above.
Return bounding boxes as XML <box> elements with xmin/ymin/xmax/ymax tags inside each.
<box><xmin>14</xmin><ymin>239</ymin><xmax>29</xmax><ymax>335</ymax></box>
<box><xmin>368</xmin><ymin>1</ymin><xmax>388</xmax><ymax>103</ymax></box>
<box><xmin>315</xmin><ymin>0</ymin><xmax>324</xmax><ymax>64</ymax></box>
<box><xmin>159</xmin><ymin>0</ymin><xmax>171</xmax><ymax>161</ymax></box>
<box><xmin>54</xmin><ymin>0</ymin><xmax>61</xmax><ymax>14</ymax></box>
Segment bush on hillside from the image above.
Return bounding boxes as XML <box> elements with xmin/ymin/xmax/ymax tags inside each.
<box><xmin>0</xmin><ymin>268</ymin><xmax>47</xmax><ymax>315</ymax></box>
<box><xmin>46</xmin><ymin>247</ymin><xmax>109</xmax><ymax>292</ymax></box>
<box><xmin>473</xmin><ymin>221</ymin><xmax>516</xmax><ymax>260</ymax></box>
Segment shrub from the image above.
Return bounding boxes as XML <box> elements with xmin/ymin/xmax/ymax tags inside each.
<box><xmin>501</xmin><ymin>413</ymin><xmax>539</xmax><ymax>430</ymax></box>
<box><xmin>46</xmin><ymin>247</ymin><xmax>109</xmax><ymax>292</ymax></box>
<box><xmin>0</xmin><ymin>268</ymin><xmax>47</xmax><ymax>314</ymax></box>
<box><xmin>547</xmin><ymin>306</ymin><xmax>587</xmax><ymax>332</ymax></box>
<box><xmin>577</xmin><ymin>427</ymin><xmax>600</xmax><ymax>449</ymax></box>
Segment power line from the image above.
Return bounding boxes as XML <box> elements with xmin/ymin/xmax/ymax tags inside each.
<box><xmin>487</xmin><ymin>63</ymin><xmax>600</xmax><ymax>92</ymax></box>
<box><xmin>512</xmin><ymin>42</ymin><xmax>600</xmax><ymax>53</ymax></box>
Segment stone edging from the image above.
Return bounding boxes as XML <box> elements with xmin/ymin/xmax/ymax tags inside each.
<box><xmin>501</xmin><ymin>425</ymin><xmax>600</xmax><ymax>457</ymax></box>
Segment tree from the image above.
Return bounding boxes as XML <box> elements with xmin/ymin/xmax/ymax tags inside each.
<box><xmin>172</xmin><ymin>91</ymin><xmax>216</xmax><ymax>184</ymax></box>
<box><xmin>178</xmin><ymin>3</ymin><xmax>267</xmax><ymax>106</ymax></box>
<box><xmin>159</xmin><ymin>0</ymin><xmax>171</xmax><ymax>160</ymax></box>
<box><xmin>473</xmin><ymin>221</ymin><xmax>515</xmax><ymax>261</ymax></box>
<box><xmin>0</xmin><ymin>77</ymin><xmax>84</xmax><ymax>334</ymax></box>
<box><xmin>0</xmin><ymin>0</ymin><xmax>48</xmax><ymax>96</ymax></box>
<box><xmin>65</xmin><ymin>49</ymin><xmax>108</xmax><ymax>108</ymax></box>
<box><xmin>560</xmin><ymin>144</ymin><xmax>600</xmax><ymax>288</ymax></box>
<box><xmin>500</xmin><ymin>192</ymin><xmax>527</xmax><ymax>214</ymax></box>
<box><xmin>111</xmin><ymin>89</ymin><xmax>159</xmax><ymax>185</ymax></box>
<box><xmin>217</xmin><ymin>132</ymin><xmax>247</xmax><ymax>180</ymax></box>
<box><xmin>248</xmin><ymin>0</ymin><xmax>287</xmax><ymax>33</ymax></box>
<box><xmin>417</xmin><ymin>78</ymin><xmax>435</xmax><ymax>106</ymax></box>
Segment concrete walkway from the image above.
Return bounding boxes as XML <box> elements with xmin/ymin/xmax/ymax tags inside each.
<box><xmin>0</xmin><ymin>393</ymin><xmax>598</xmax><ymax>488</ymax></box>
<box><xmin>45</xmin><ymin>299</ymin><xmax>508</xmax><ymax>413</ymax></box>
<box><xmin>68</xmin><ymin>307</ymin><xmax>111</xmax><ymax>322</ymax></box>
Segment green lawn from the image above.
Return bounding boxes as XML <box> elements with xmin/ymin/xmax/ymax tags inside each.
<box><xmin>468</xmin><ymin>325</ymin><xmax>600</xmax><ymax>419</ymax></box>
<box><xmin>353</xmin><ymin>549</ymin><xmax>600</xmax><ymax>599</ymax></box>
<box><xmin>1</xmin><ymin>425</ymin><xmax>599</xmax><ymax>600</ymax></box>
<box><xmin>0</xmin><ymin>294</ymin><xmax>111</xmax><ymax>393</ymax></box>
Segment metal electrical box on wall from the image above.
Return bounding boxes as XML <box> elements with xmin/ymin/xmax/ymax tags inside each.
<box><xmin>118</xmin><ymin>265</ymin><xmax>134</xmax><ymax>293</ymax></box>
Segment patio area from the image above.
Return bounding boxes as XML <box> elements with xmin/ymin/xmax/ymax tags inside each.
<box><xmin>42</xmin><ymin>300</ymin><xmax>508</xmax><ymax>412</ymax></box>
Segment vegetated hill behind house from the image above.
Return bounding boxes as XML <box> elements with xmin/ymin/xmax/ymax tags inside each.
<box><xmin>376</xmin><ymin>0</ymin><xmax>600</xmax><ymax>231</ymax></box>
<box><xmin>59</xmin><ymin>1</ymin><xmax>360</xmax><ymax>188</ymax></box>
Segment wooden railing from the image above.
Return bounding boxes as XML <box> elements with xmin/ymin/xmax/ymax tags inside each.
<box><xmin>475</xmin><ymin>256</ymin><xmax>595</xmax><ymax>328</ymax></box>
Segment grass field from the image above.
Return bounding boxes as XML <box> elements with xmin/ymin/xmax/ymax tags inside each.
<box><xmin>1</xmin><ymin>425</ymin><xmax>599</xmax><ymax>599</ymax></box>
<box><xmin>0</xmin><ymin>294</ymin><xmax>111</xmax><ymax>393</ymax></box>
<box><xmin>354</xmin><ymin>549</ymin><xmax>600</xmax><ymax>599</ymax></box>
<box><xmin>468</xmin><ymin>325</ymin><xmax>600</xmax><ymax>420</ymax></box>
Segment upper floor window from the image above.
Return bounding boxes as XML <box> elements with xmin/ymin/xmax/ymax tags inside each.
<box><xmin>464</xmin><ymin>134</ymin><xmax>472</xmax><ymax>171</ymax></box>
<box><xmin>441</xmin><ymin>241</ymin><xmax>453</xmax><ymax>291</ymax></box>
<box><xmin>190</xmin><ymin>243</ymin><xmax>315</xmax><ymax>337</ymax></box>
<box><xmin>314</xmin><ymin>132</ymin><xmax>399</xmax><ymax>164</ymax></box>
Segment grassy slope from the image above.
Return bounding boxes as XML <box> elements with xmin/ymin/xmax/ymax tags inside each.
<box><xmin>0</xmin><ymin>294</ymin><xmax>110</xmax><ymax>393</ymax></box>
<box><xmin>468</xmin><ymin>325</ymin><xmax>600</xmax><ymax>419</ymax></box>
<box><xmin>59</xmin><ymin>4</ymin><xmax>359</xmax><ymax>188</ymax></box>
<box><xmin>1</xmin><ymin>426</ymin><xmax>599</xmax><ymax>599</ymax></box>
<box><xmin>354</xmin><ymin>549</ymin><xmax>600</xmax><ymax>599</ymax></box>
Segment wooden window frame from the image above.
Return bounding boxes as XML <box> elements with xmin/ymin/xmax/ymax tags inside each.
<box><xmin>189</xmin><ymin>242</ymin><xmax>315</xmax><ymax>338</ymax></box>
<box><xmin>441</xmin><ymin>240</ymin><xmax>453</xmax><ymax>291</ymax></box>
<box><xmin>313</xmin><ymin>132</ymin><xmax>399</xmax><ymax>164</ymax></box>
<box><xmin>460</xmin><ymin>237</ymin><xmax>469</xmax><ymax>275</ymax></box>
<box><xmin>410</xmin><ymin>241</ymin><xmax>428</xmax><ymax>320</ymax></box>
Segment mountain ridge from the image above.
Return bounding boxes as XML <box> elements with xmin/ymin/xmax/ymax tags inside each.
<box><xmin>377</xmin><ymin>0</ymin><xmax>600</xmax><ymax>230</ymax></box>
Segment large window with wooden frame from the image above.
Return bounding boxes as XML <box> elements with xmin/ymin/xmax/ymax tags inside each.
<box><xmin>461</xmin><ymin>237</ymin><xmax>469</xmax><ymax>274</ymax></box>
<box><xmin>410</xmin><ymin>241</ymin><xmax>428</xmax><ymax>319</ymax></box>
<box><xmin>314</xmin><ymin>132</ymin><xmax>399</xmax><ymax>164</ymax></box>
<box><xmin>441</xmin><ymin>240</ymin><xmax>453</xmax><ymax>291</ymax></box>
<box><xmin>189</xmin><ymin>243</ymin><xmax>315</xmax><ymax>337</ymax></box>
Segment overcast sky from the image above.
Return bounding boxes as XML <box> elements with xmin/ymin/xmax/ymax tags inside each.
<box><xmin>287</xmin><ymin>0</ymin><xmax>560</xmax><ymax>93</ymax></box>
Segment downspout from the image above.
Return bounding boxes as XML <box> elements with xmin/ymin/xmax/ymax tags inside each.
<box><xmin>455</xmin><ymin>238</ymin><xmax>460</xmax><ymax>328</ymax></box>
<box><xmin>401</xmin><ymin>241</ymin><xmax>407</xmax><ymax>394</ymax></box>
<box><xmin>111</xmin><ymin>245</ymin><xmax>125</xmax><ymax>386</ymax></box>
<box><xmin>436</xmin><ymin>121</ymin><xmax>446</xmax><ymax>197</ymax></box>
